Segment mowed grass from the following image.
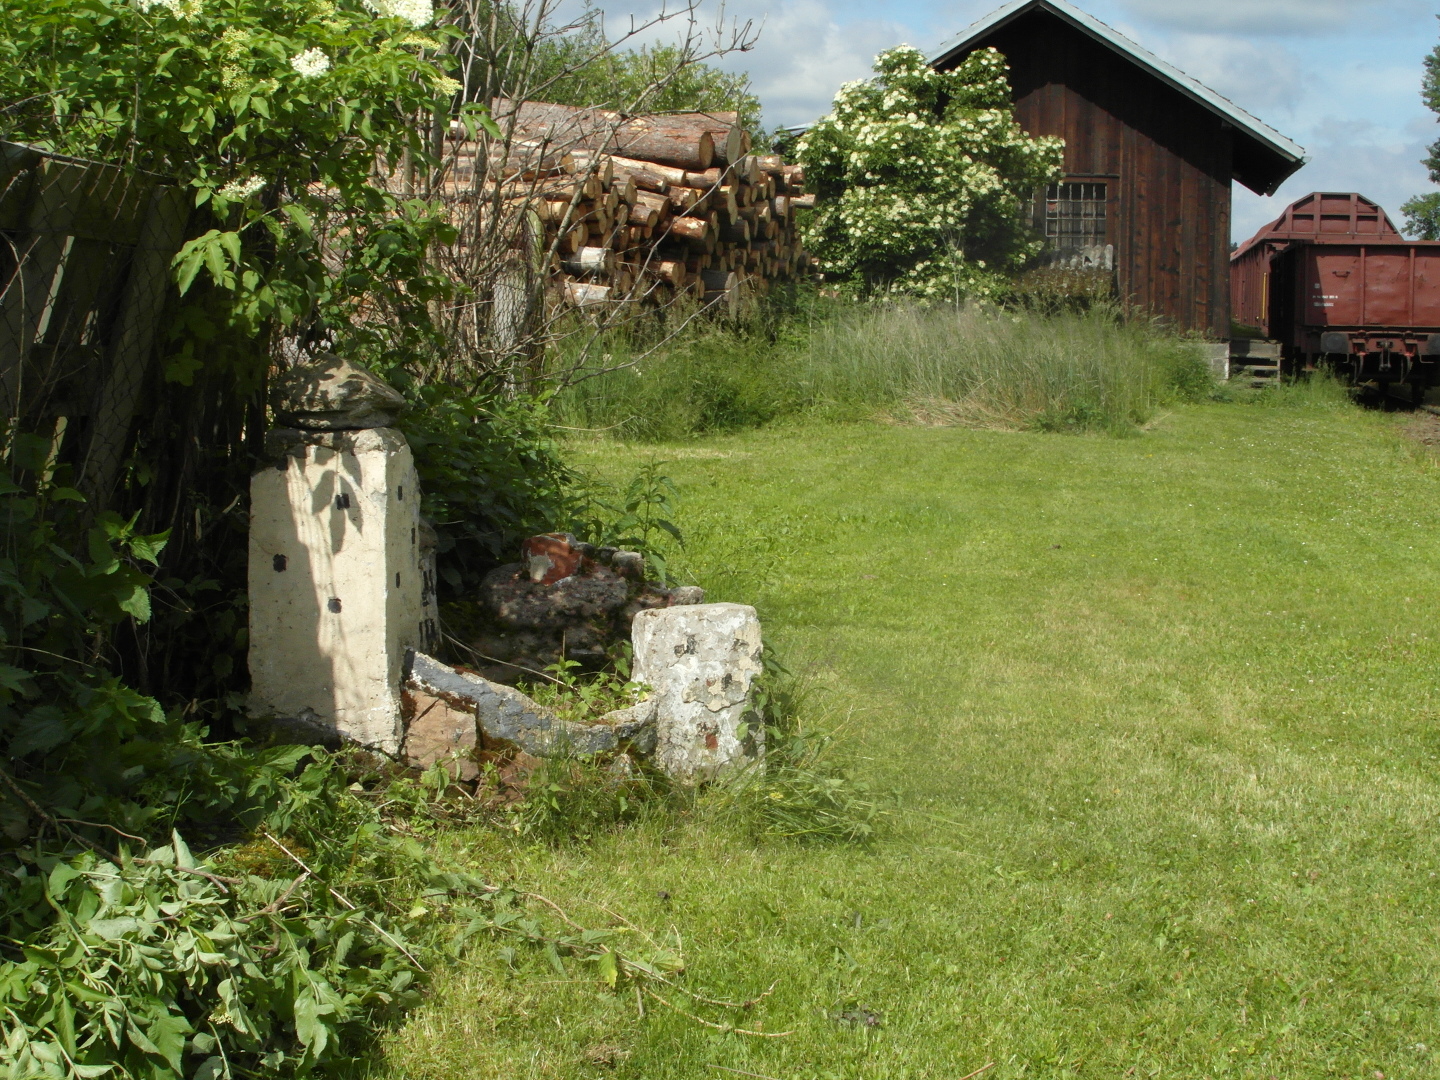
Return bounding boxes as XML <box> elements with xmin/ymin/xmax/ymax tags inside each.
<box><xmin>369</xmin><ymin>397</ymin><xmax>1440</xmax><ymax>1079</ymax></box>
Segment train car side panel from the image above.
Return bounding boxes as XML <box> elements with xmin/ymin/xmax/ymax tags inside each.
<box><xmin>1361</xmin><ymin>251</ymin><xmax>1414</xmax><ymax>326</ymax></box>
<box><xmin>1416</xmin><ymin>251</ymin><xmax>1440</xmax><ymax>324</ymax></box>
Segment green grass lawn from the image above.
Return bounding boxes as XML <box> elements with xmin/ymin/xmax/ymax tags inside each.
<box><xmin>370</xmin><ymin>397</ymin><xmax>1440</xmax><ymax>1079</ymax></box>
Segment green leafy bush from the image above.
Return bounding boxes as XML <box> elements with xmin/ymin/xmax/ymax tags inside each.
<box><xmin>796</xmin><ymin>45</ymin><xmax>1063</xmax><ymax>297</ymax></box>
<box><xmin>395</xmin><ymin>382</ymin><xmax>580</xmax><ymax>597</ymax></box>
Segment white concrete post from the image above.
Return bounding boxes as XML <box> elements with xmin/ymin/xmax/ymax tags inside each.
<box><xmin>248</xmin><ymin>426</ymin><xmax>424</xmax><ymax>752</ymax></box>
<box><xmin>631</xmin><ymin>603</ymin><xmax>764</xmax><ymax>783</ymax></box>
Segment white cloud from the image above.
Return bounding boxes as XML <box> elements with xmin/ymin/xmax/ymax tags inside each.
<box><xmin>711</xmin><ymin>0</ymin><xmax>909</xmax><ymax>125</ymax></box>
<box><xmin>1234</xmin><ymin>115</ymin><xmax>1433</xmax><ymax>240</ymax></box>
<box><xmin>1146</xmin><ymin>33</ymin><xmax>1308</xmax><ymax>119</ymax></box>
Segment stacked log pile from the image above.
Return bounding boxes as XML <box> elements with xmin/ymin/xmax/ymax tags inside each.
<box><xmin>447</xmin><ymin>100</ymin><xmax>816</xmax><ymax>311</ymax></box>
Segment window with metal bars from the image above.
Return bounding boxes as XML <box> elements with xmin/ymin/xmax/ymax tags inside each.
<box><xmin>1040</xmin><ymin>181</ymin><xmax>1107</xmax><ymax>249</ymax></box>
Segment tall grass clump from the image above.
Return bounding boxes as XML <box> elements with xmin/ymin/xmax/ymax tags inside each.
<box><xmin>807</xmin><ymin>302</ymin><xmax>1212</xmax><ymax>432</ymax></box>
<box><xmin>551</xmin><ymin>299</ymin><xmax>1213</xmax><ymax>439</ymax></box>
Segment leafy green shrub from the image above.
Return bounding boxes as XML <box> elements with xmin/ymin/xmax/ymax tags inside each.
<box><xmin>796</xmin><ymin>45</ymin><xmax>1063</xmax><ymax>298</ymax></box>
<box><xmin>510</xmin><ymin>756</ymin><xmax>666</xmax><ymax>845</ymax></box>
<box><xmin>393</xmin><ymin>382</ymin><xmax>580</xmax><ymax>597</ymax></box>
<box><xmin>573</xmin><ymin>460</ymin><xmax>686</xmax><ymax>583</ymax></box>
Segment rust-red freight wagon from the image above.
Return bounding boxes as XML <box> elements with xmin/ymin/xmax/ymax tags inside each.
<box><xmin>1230</xmin><ymin>192</ymin><xmax>1440</xmax><ymax>396</ymax></box>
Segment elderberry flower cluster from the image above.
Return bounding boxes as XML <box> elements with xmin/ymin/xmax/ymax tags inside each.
<box><xmin>218</xmin><ymin>176</ymin><xmax>266</xmax><ymax>201</ymax></box>
<box><xmin>364</xmin><ymin>0</ymin><xmax>433</xmax><ymax>26</ymax></box>
<box><xmin>797</xmin><ymin>45</ymin><xmax>1063</xmax><ymax>298</ymax></box>
<box><xmin>289</xmin><ymin>48</ymin><xmax>331</xmax><ymax>77</ymax></box>
<box><xmin>135</xmin><ymin>0</ymin><xmax>201</xmax><ymax>16</ymax></box>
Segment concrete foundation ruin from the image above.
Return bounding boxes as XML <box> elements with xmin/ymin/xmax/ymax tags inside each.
<box><xmin>247</xmin><ymin>357</ymin><xmax>762</xmax><ymax>780</ymax></box>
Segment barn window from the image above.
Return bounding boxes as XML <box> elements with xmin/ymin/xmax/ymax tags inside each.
<box><xmin>1041</xmin><ymin>182</ymin><xmax>1108</xmax><ymax>249</ymax></box>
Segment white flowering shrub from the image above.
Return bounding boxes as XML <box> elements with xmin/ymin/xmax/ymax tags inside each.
<box><xmin>797</xmin><ymin>45</ymin><xmax>1064</xmax><ymax>299</ymax></box>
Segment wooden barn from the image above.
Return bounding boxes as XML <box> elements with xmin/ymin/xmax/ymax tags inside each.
<box><xmin>929</xmin><ymin>0</ymin><xmax>1307</xmax><ymax>338</ymax></box>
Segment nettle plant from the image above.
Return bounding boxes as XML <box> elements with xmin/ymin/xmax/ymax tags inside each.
<box><xmin>1</xmin><ymin>0</ymin><xmax>486</xmax><ymax>374</ymax></box>
<box><xmin>797</xmin><ymin>45</ymin><xmax>1064</xmax><ymax>300</ymax></box>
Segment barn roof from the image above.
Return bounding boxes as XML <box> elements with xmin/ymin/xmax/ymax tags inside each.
<box><xmin>928</xmin><ymin>0</ymin><xmax>1307</xmax><ymax>195</ymax></box>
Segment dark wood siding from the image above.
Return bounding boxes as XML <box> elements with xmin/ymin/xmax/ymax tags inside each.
<box><xmin>940</xmin><ymin>10</ymin><xmax>1233</xmax><ymax>337</ymax></box>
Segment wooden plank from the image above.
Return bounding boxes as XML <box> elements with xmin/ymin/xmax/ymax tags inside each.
<box><xmin>79</xmin><ymin>184</ymin><xmax>190</xmax><ymax>509</ymax></box>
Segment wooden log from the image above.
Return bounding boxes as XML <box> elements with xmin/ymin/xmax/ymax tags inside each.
<box><xmin>701</xmin><ymin>269</ymin><xmax>740</xmax><ymax>312</ymax></box>
<box><xmin>790</xmin><ymin>193</ymin><xmax>816</xmax><ymax>210</ymax></box>
<box><xmin>649</xmin><ymin>259</ymin><xmax>687</xmax><ymax>286</ymax></box>
<box><xmin>610</xmin><ymin>155</ymin><xmax>689</xmax><ymax>187</ymax></box>
<box><xmin>771</xmin><ymin>195</ymin><xmax>790</xmax><ymax>218</ymax></box>
<box><xmin>560</xmin><ymin>222</ymin><xmax>588</xmax><ymax>254</ymax></box>
<box><xmin>609</xmin><ymin>117</ymin><xmax>715</xmax><ymax>170</ymax></box>
<box><xmin>629</xmin><ymin>203</ymin><xmax>659</xmax><ymax>228</ymax></box>
<box><xmin>720</xmin><ymin>219</ymin><xmax>750</xmax><ymax>244</ymax></box>
<box><xmin>612</xmin><ymin>175</ymin><xmax>638</xmax><ymax>205</ymax></box>
<box><xmin>493</xmin><ymin>99</ymin><xmax>620</xmax><ymax>144</ymax></box>
<box><xmin>754</xmin><ymin>154</ymin><xmax>785</xmax><ymax>178</ymax></box>
<box><xmin>669</xmin><ymin>186</ymin><xmax>702</xmax><ymax>212</ymax></box>
<box><xmin>667</xmin><ymin>216</ymin><xmax>708</xmax><ymax>242</ymax></box>
<box><xmin>684</xmin><ymin>167</ymin><xmax>725</xmax><ymax>188</ymax></box>
<box><xmin>566</xmin><ymin>150</ymin><xmax>614</xmax><ymax>188</ymax></box>
<box><xmin>565</xmin><ymin>280</ymin><xmax>612</xmax><ymax>307</ymax></box>
<box><xmin>782</xmin><ymin>164</ymin><xmax>805</xmax><ymax>190</ymax></box>
<box><xmin>734</xmin><ymin>155</ymin><xmax>763</xmax><ymax>185</ymax></box>
<box><xmin>633</xmin><ymin>191</ymin><xmax>670</xmax><ymax>220</ymax></box>
<box><xmin>664</xmin><ymin>111</ymin><xmax>745</xmax><ymax>164</ymax></box>
<box><xmin>563</xmin><ymin>246</ymin><xmax>613</xmax><ymax>276</ymax></box>
<box><xmin>535</xmin><ymin>198</ymin><xmax>574</xmax><ymax>224</ymax></box>
<box><xmin>496</xmin><ymin>100</ymin><xmax>715</xmax><ymax>171</ymax></box>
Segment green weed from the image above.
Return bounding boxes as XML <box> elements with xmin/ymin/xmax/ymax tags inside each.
<box><xmin>510</xmin><ymin>755</ymin><xmax>666</xmax><ymax>845</ymax></box>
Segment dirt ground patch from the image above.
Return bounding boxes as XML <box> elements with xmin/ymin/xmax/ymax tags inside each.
<box><xmin>1402</xmin><ymin>408</ymin><xmax>1440</xmax><ymax>448</ymax></box>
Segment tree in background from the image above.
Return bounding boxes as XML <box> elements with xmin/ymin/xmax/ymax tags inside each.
<box><xmin>1402</xmin><ymin>28</ymin><xmax>1440</xmax><ymax>239</ymax></box>
<box><xmin>796</xmin><ymin>45</ymin><xmax>1062</xmax><ymax>299</ymax></box>
<box><xmin>535</xmin><ymin>27</ymin><xmax>764</xmax><ymax>140</ymax></box>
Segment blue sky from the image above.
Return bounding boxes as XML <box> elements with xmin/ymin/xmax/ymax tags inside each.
<box><xmin>595</xmin><ymin>0</ymin><xmax>1440</xmax><ymax>241</ymax></box>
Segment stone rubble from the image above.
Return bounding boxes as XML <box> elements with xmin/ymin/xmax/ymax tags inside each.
<box><xmin>271</xmin><ymin>353</ymin><xmax>408</xmax><ymax>431</ymax></box>
<box><xmin>465</xmin><ymin>532</ymin><xmax>704</xmax><ymax>683</ymax></box>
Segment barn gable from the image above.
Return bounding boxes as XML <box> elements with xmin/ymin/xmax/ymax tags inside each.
<box><xmin>928</xmin><ymin>0</ymin><xmax>1307</xmax><ymax>337</ymax></box>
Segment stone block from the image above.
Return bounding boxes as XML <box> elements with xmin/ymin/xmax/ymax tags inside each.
<box><xmin>631</xmin><ymin>603</ymin><xmax>763</xmax><ymax>783</ymax></box>
<box><xmin>401</xmin><ymin>688</ymin><xmax>479</xmax><ymax>780</ymax></box>
<box><xmin>248</xmin><ymin>426</ymin><xmax>425</xmax><ymax>752</ymax></box>
<box><xmin>1200</xmin><ymin>342</ymin><xmax>1229</xmax><ymax>380</ymax></box>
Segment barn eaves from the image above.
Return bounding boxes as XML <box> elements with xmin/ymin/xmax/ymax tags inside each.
<box><xmin>928</xmin><ymin>0</ymin><xmax>1307</xmax><ymax>196</ymax></box>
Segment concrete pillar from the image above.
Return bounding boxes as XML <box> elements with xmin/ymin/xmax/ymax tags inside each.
<box><xmin>631</xmin><ymin>603</ymin><xmax>764</xmax><ymax>783</ymax></box>
<box><xmin>248</xmin><ymin>425</ymin><xmax>424</xmax><ymax>752</ymax></box>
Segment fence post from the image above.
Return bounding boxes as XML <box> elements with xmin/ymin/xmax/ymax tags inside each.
<box><xmin>79</xmin><ymin>184</ymin><xmax>190</xmax><ymax>509</ymax></box>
